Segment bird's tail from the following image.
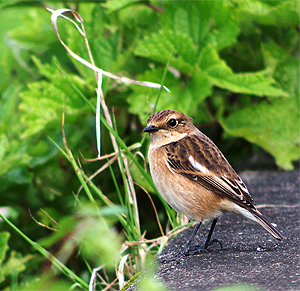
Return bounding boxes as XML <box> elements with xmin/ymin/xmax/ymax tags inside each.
<box><xmin>250</xmin><ymin>209</ymin><xmax>283</xmax><ymax>241</ymax></box>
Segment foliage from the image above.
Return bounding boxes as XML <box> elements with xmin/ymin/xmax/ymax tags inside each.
<box><xmin>0</xmin><ymin>1</ymin><xmax>298</xmax><ymax>290</ymax></box>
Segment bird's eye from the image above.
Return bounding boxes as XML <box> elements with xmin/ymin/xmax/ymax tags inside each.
<box><xmin>168</xmin><ymin>118</ymin><xmax>178</xmax><ymax>128</ymax></box>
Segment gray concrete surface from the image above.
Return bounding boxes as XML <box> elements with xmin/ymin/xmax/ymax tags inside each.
<box><xmin>128</xmin><ymin>170</ymin><xmax>299</xmax><ymax>291</ymax></box>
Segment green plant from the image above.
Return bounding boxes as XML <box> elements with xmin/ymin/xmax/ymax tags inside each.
<box><xmin>0</xmin><ymin>1</ymin><xmax>298</xmax><ymax>290</ymax></box>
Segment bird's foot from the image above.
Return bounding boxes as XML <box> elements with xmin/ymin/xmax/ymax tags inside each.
<box><xmin>161</xmin><ymin>239</ymin><xmax>222</xmax><ymax>263</ymax></box>
<box><xmin>161</xmin><ymin>249</ymin><xmax>187</xmax><ymax>263</ymax></box>
<box><xmin>187</xmin><ymin>238</ymin><xmax>223</xmax><ymax>255</ymax></box>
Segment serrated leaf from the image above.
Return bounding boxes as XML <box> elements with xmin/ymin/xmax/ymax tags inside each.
<box><xmin>89</xmin><ymin>5</ymin><xmax>122</xmax><ymax>72</ymax></box>
<box><xmin>92</xmin><ymin>37</ymin><xmax>117</xmax><ymax>71</ymax></box>
<box><xmin>210</xmin><ymin>69</ymin><xmax>288</xmax><ymax>97</ymax></box>
<box><xmin>0</xmin><ymin>134</ymin><xmax>31</xmax><ymax>176</ymax></box>
<box><xmin>135</xmin><ymin>2</ymin><xmax>240</xmax><ymax>72</ymax></box>
<box><xmin>195</xmin><ymin>2</ymin><xmax>240</xmax><ymax>51</ymax></box>
<box><xmin>199</xmin><ymin>48</ymin><xmax>288</xmax><ymax>97</ymax></box>
<box><xmin>161</xmin><ymin>0</ymin><xmax>241</xmax><ymax>52</ymax></box>
<box><xmin>0</xmin><ymin>85</ymin><xmax>22</xmax><ymax>133</ymax></box>
<box><xmin>162</xmin><ymin>1</ymin><xmax>213</xmax><ymax>37</ymax></box>
<box><xmin>219</xmin><ymin>97</ymin><xmax>300</xmax><ymax>170</ymax></box>
<box><xmin>66</xmin><ymin>20</ymin><xmax>119</xmax><ymax>78</ymax></box>
<box><xmin>127</xmin><ymin>68</ymin><xmax>212</xmax><ymax>123</ymax></box>
<box><xmin>127</xmin><ymin>68</ymin><xmax>176</xmax><ymax>120</ymax></box>
<box><xmin>32</xmin><ymin>56</ymin><xmax>90</xmax><ymax>106</ymax></box>
<box><xmin>19</xmin><ymin>57</ymin><xmax>89</xmax><ymax>138</ymax></box>
<box><xmin>262</xmin><ymin>41</ymin><xmax>299</xmax><ymax>97</ymax></box>
<box><xmin>19</xmin><ymin>82</ymin><xmax>74</xmax><ymax>137</ymax></box>
<box><xmin>135</xmin><ymin>30</ymin><xmax>197</xmax><ymax>73</ymax></box>
<box><xmin>237</xmin><ymin>0</ymin><xmax>299</xmax><ymax>27</ymax></box>
<box><xmin>118</xmin><ymin>3</ymin><xmax>157</xmax><ymax>32</ymax></box>
<box><xmin>8</xmin><ymin>8</ymin><xmax>56</xmax><ymax>49</ymax></box>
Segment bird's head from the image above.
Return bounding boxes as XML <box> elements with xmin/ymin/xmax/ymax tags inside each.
<box><xmin>143</xmin><ymin>110</ymin><xmax>195</xmax><ymax>148</ymax></box>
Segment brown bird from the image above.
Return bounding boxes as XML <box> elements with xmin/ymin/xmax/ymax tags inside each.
<box><xmin>143</xmin><ymin>110</ymin><xmax>283</xmax><ymax>262</ymax></box>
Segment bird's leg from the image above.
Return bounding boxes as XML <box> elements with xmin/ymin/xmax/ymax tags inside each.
<box><xmin>188</xmin><ymin>218</ymin><xmax>222</xmax><ymax>255</ymax></box>
<box><xmin>162</xmin><ymin>219</ymin><xmax>222</xmax><ymax>262</ymax></box>
<box><xmin>163</xmin><ymin>222</ymin><xmax>202</xmax><ymax>262</ymax></box>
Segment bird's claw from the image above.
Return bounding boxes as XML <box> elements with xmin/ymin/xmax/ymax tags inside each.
<box><xmin>186</xmin><ymin>238</ymin><xmax>223</xmax><ymax>255</ymax></box>
<box><xmin>161</xmin><ymin>238</ymin><xmax>222</xmax><ymax>262</ymax></box>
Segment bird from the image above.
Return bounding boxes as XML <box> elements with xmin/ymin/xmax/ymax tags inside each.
<box><xmin>143</xmin><ymin>110</ymin><xmax>283</xmax><ymax>262</ymax></box>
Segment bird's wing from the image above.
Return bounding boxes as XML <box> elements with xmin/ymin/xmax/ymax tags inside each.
<box><xmin>165</xmin><ymin>134</ymin><xmax>256</xmax><ymax>209</ymax></box>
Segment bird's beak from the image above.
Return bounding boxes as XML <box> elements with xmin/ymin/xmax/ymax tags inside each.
<box><xmin>143</xmin><ymin>125</ymin><xmax>159</xmax><ymax>133</ymax></box>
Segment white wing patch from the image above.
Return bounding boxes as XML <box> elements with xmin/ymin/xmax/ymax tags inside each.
<box><xmin>188</xmin><ymin>156</ymin><xmax>209</xmax><ymax>174</ymax></box>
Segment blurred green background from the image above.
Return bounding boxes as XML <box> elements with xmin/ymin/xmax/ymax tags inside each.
<box><xmin>0</xmin><ymin>1</ymin><xmax>298</xmax><ymax>290</ymax></box>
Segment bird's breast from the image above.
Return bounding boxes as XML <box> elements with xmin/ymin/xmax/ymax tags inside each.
<box><xmin>148</xmin><ymin>147</ymin><xmax>222</xmax><ymax>221</ymax></box>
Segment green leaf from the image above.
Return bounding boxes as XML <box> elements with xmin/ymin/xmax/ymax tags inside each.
<box><xmin>0</xmin><ymin>84</ymin><xmax>22</xmax><ymax>134</ymax></box>
<box><xmin>39</xmin><ymin>216</ymin><xmax>75</xmax><ymax>249</ymax></box>
<box><xmin>138</xmin><ymin>273</ymin><xmax>168</xmax><ymax>291</ymax></box>
<box><xmin>32</xmin><ymin>56</ymin><xmax>90</xmax><ymax>106</ymax></box>
<box><xmin>0</xmin><ymin>134</ymin><xmax>7</xmax><ymax>162</ymax></box>
<box><xmin>19</xmin><ymin>58</ymin><xmax>90</xmax><ymax>138</ymax></box>
<box><xmin>237</xmin><ymin>0</ymin><xmax>299</xmax><ymax>27</ymax></box>
<box><xmin>0</xmin><ymin>232</ymin><xmax>10</xmax><ymax>265</ymax></box>
<box><xmin>8</xmin><ymin>8</ymin><xmax>57</xmax><ymax>49</ymax></box>
<box><xmin>0</xmin><ymin>251</ymin><xmax>33</xmax><ymax>281</ymax></box>
<box><xmin>18</xmin><ymin>274</ymin><xmax>72</xmax><ymax>291</ymax></box>
<box><xmin>66</xmin><ymin>17</ymin><xmax>120</xmax><ymax>78</ymax></box>
<box><xmin>0</xmin><ymin>134</ymin><xmax>31</xmax><ymax>176</ymax></box>
<box><xmin>219</xmin><ymin>97</ymin><xmax>300</xmax><ymax>170</ymax></box>
<box><xmin>102</xmin><ymin>0</ymin><xmax>137</xmax><ymax>13</ymax></box>
<box><xmin>199</xmin><ymin>48</ymin><xmax>288</xmax><ymax>97</ymax></box>
<box><xmin>20</xmin><ymin>82</ymin><xmax>69</xmax><ymax>137</ymax></box>
<box><xmin>135</xmin><ymin>30</ymin><xmax>197</xmax><ymax>73</ymax></box>
<box><xmin>135</xmin><ymin>1</ymin><xmax>287</xmax><ymax>98</ymax></box>
<box><xmin>0</xmin><ymin>233</ymin><xmax>32</xmax><ymax>284</ymax></box>
<box><xmin>205</xmin><ymin>12</ymin><xmax>239</xmax><ymax>51</ymax></box>
<box><xmin>0</xmin><ymin>231</ymin><xmax>10</xmax><ymax>283</ymax></box>
<box><xmin>78</xmin><ymin>216</ymin><xmax>121</xmax><ymax>269</ymax></box>
<box><xmin>262</xmin><ymin>41</ymin><xmax>299</xmax><ymax>97</ymax></box>
<box><xmin>162</xmin><ymin>1</ymin><xmax>239</xmax><ymax>50</ymax></box>
<box><xmin>44</xmin><ymin>206</ymin><xmax>122</xmax><ymax>270</ymax></box>
<box><xmin>135</xmin><ymin>1</ymin><xmax>240</xmax><ymax>73</ymax></box>
<box><xmin>127</xmin><ymin>68</ymin><xmax>212</xmax><ymax>123</ymax></box>
<box><xmin>0</xmin><ymin>6</ymin><xmax>54</xmax><ymax>88</ymax></box>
